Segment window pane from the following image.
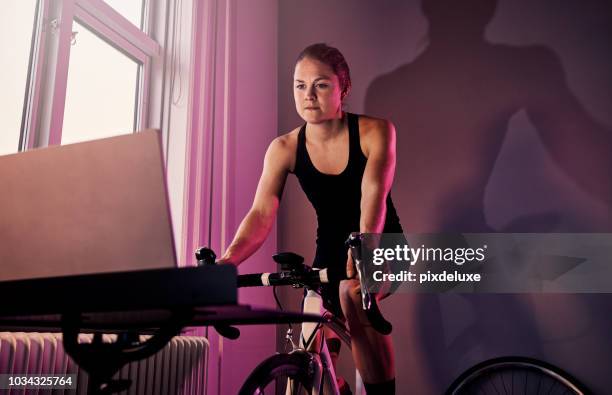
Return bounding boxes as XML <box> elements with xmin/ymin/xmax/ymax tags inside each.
<box><xmin>0</xmin><ymin>0</ymin><xmax>37</xmax><ymax>155</ymax></box>
<box><xmin>103</xmin><ymin>0</ymin><xmax>144</xmax><ymax>29</ymax></box>
<box><xmin>61</xmin><ymin>20</ymin><xmax>139</xmax><ymax>145</ymax></box>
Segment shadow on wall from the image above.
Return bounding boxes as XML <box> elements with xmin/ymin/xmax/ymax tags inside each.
<box><xmin>364</xmin><ymin>0</ymin><xmax>612</xmax><ymax>393</ymax></box>
<box><xmin>366</xmin><ymin>0</ymin><xmax>612</xmax><ymax>233</ymax></box>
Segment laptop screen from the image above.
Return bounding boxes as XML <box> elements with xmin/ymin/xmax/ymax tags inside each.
<box><xmin>0</xmin><ymin>130</ymin><xmax>177</xmax><ymax>281</ymax></box>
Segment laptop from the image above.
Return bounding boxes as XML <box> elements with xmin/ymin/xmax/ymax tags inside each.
<box><xmin>0</xmin><ymin>130</ymin><xmax>177</xmax><ymax>281</ymax></box>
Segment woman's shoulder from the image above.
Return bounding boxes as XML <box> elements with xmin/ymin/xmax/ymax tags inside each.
<box><xmin>266</xmin><ymin>127</ymin><xmax>300</xmax><ymax>172</ymax></box>
<box><xmin>355</xmin><ymin>114</ymin><xmax>396</xmax><ymax>156</ymax></box>
<box><xmin>272</xmin><ymin>126</ymin><xmax>300</xmax><ymax>152</ymax></box>
<box><xmin>356</xmin><ymin>114</ymin><xmax>395</xmax><ymax>135</ymax></box>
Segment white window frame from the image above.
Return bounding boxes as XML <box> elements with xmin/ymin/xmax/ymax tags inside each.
<box><xmin>24</xmin><ymin>0</ymin><xmax>161</xmax><ymax>149</ymax></box>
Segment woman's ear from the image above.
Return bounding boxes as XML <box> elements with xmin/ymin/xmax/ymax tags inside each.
<box><xmin>341</xmin><ymin>87</ymin><xmax>350</xmax><ymax>101</ymax></box>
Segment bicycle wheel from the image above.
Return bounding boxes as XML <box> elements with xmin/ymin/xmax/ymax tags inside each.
<box><xmin>239</xmin><ymin>352</ymin><xmax>315</xmax><ymax>395</ymax></box>
<box><xmin>446</xmin><ymin>356</ymin><xmax>589</xmax><ymax>395</ymax></box>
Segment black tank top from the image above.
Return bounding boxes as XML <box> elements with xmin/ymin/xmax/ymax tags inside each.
<box><xmin>292</xmin><ymin>113</ymin><xmax>403</xmax><ymax>278</ymax></box>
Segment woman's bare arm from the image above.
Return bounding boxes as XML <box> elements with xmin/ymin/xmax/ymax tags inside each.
<box><xmin>360</xmin><ymin>118</ymin><xmax>397</xmax><ymax>234</ymax></box>
<box><xmin>219</xmin><ymin>136</ymin><xmax>292</xmax><ymax>265</ymax></box>
<box><xmin>346</xmin><ymin>118</ymin><xmax>397</xmax><ymax>279</ymax></box>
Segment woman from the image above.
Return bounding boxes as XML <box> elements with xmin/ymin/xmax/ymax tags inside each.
<box><xmin>219</xmin><ymin>43</ymin><xmax>402</xmax><ymax>394</ymax></box>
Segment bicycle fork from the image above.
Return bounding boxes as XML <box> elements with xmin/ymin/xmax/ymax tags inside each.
<box><xmin>285</xmin><ymin>290</ymin><xmax>340</xmax><ymax>395</ymax></box>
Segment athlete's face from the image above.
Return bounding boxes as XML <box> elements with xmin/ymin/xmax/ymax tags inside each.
<box><xmin>293</xmin><ymin>57</ymin><xmax>344</xmax><ymax>124</ymax></box>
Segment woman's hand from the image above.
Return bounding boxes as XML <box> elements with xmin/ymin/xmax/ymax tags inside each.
<box><xmin>346</xmin><ymin>248</ymin><xmax>356</xmax><ymax>279</ymax></box>
<box><xmin>346</xmin><ymin>246</ymin><xmax>390</xmax><ymax>302</ymax></box>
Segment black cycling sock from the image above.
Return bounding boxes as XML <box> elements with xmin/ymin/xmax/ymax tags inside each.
<box><xmin>363</xmin><ymin>378</ymin><xmax>395</xmax><ymax>395</ymax></box>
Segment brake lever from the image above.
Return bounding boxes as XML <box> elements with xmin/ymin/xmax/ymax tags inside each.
<box><xmin>355</xmin><ymin>253</ymin><xmax>372</xmax><ymax>310</ymax></box>
<box><xmin>346</xmin><ymin>233</ymin><xmax>393</xmax><ymax>335</ymax></box>
<box><xmin>346</xmin><ymin>233</ymin><xmax>372</xmax><ymax>310</ymax></box>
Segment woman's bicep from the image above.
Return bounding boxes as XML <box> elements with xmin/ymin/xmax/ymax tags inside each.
<box><xmin>251</xmin><ymin>139</ymin><xmax>290</xmax><ymax>218</ymax></box>
<box><xmin>362</xmin><ymin>120</ymin><xmax>396</xmax><ymax>194</ymax></box>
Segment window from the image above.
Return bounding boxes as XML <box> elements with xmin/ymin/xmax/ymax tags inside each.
<box><xmin>61</xmin><ymin>21</ymin><xmax>140</xmax><ymax>144</ymax></box>
<box><xmin>0</xmin><ymin>0</ymin><xmax>38</xmax><ymax>155</ymax></box>
<box><xmin>102</xmin><ymin>0</ymin><xmax>145</xmax><ymax>29</ymax></box>
<box><xmin>6</xmin><ymin>0</ymin><xmax>160</xmax><ymax>151</ymax></box>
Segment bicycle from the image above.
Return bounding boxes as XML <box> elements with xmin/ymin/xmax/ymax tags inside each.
<box><xmin>196</xmin><ymin>233</ymin><xmax>391</xmax><ymax>395</ymax></box>
<box><xmin>196</xmin><ymin>234</ymin><xmax>590</xmax><ymax>395</ymax></box>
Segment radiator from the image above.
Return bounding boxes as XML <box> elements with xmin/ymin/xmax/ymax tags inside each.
<box><xmin>0</xmin><ymin>332</ymin><xmax>208</xmax><ymax>395</ymax></box>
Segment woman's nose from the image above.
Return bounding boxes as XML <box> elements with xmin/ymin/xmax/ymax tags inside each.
<box><xmin>305</xmin><ymin>85</ymin><xmax>316</xmax><ymax>99</ymax></box>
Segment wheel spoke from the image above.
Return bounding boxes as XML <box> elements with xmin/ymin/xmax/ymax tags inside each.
<box><xmin>446</xmin><ymin>358</ymin><xmax>585</xmax><ymax>395</ymax></box>
<box><xmin>487</xmin><ymin>373</ymin><xmax>501</xmax><ymax>395</ymax></box>
<box><xmin>500</xmin><ymin>370</ymin><xmax>509</xmax><ymax>394</ymax></box>
<box><xmin>536</xmin><ymin>370</ymin><xmax>543</xmax><ymax>394</ymax></box>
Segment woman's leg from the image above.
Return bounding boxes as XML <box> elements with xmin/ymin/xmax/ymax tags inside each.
<box><xmin>323</xmin><ymin>326</ymin><xmax>352</xmax><ymax>393</ymax></box>
<box><xmin>339</xmin><ymin>279</ymin><xmax>395</xmax><ymax>389</ymax></box>
<box><xmin>323</xmin><ymin>326</ymin><xmax>341</xmax><ymax>368</ymax></box>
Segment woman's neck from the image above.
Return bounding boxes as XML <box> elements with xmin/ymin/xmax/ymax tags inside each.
<box><xmin>307</xmin><ymin>111</ymin><xmax>347</xmax><ymax>143</ymax></box>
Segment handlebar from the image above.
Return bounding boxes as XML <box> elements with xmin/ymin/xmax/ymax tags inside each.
<box><xmin>237</xmin><ymin>269</ymin><xmax>330</xmax><ymax>288</ymax></box>
<box><xmin>195</xmin><ymin>233</ymin><xmax>392</xmax><ymax>335</ymax></box>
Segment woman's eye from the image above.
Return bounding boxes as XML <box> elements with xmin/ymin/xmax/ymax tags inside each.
<box><xmin>295</xmin><ymin>84</ymin><xmax>305</xmax><ymax>90</ymax></box>
<box><xmin>316</xmin><ymin>83</ymin><xmax>329</xmax><ymax>89</ymax></box>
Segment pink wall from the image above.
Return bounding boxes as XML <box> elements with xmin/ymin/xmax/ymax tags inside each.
<box><xmin>278</xmin><ymin>1</ymin><xmax>612</xmax><ymax>393</ymax></box>
<box><xmin>183</xmin><ymin>1</ymin><xmax>279</xmax><ymax>394</ymax></box>
<box><xmin>216</xmin><ymin>1</ymin><xmax>279</xmax><ymax>394</ymax></box>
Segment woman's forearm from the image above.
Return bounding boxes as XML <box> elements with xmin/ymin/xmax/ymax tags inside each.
<box><xmin>220</xmin><ymin>210</ymin><xmax>274</xmax><ymax>265</ymax></box>
<box><xmin>360</xmin><ymin>186</ymin><xmax>388</xmax><ymax>234</ymax></box>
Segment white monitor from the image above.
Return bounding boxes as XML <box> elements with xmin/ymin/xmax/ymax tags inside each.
<box><xmin>0</xmin><ymin>130</ymin><xmax>177</xmax><ymax>281</ymax></box>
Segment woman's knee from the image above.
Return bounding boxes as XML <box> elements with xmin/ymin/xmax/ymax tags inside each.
<box><xmin>339</xmin><ymin>279</ymin><xmax>362</xmax><ymax>313</ymax></box>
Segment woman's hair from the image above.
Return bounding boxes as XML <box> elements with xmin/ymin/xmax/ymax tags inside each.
<box><xmin>296</xmin><ymin>43</ymin><xmax>351</xmax><ymax>99</ymax></box>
